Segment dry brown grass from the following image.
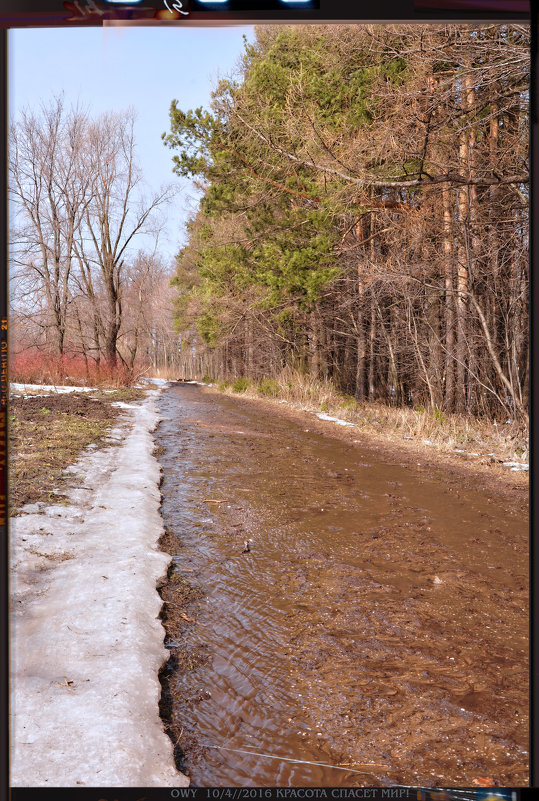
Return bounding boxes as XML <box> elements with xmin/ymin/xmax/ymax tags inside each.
<box><xmin>9</xmin><ymin>388</ymin><xmax>147</xmax><ymax>513</ymax></box>
<box><xmin>208</xmin><ymin>367</ymin><xmax>528</xmax><ymax>466</ymax></box>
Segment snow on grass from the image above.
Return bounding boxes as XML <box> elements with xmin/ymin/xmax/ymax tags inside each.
<box><xmin>455</xmin><ymin>448</ymin><xmax>529</xmax><ymax>472</ymax></box>
<box><xmin>316</xmin><ymin>412</ymin><xmax>355</xmax><ymax>427</ymax></box>
<box><xmin>10</xmin><ymin>392</ymin><xmax>188</xmax><ymax>787</ymax></box>
<box><xmin>10</xmin><ymin>382</ymin><xmax>96</xmax><ymax>395</ymax></box>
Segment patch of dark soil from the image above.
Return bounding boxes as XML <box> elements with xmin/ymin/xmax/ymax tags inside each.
<box><xmin>159</xmin><ymin>655</ymin><xmax>189</xmax><ymax>773</ymax></box>
<box><xmin>12</xmin><ymin>392</ymin><xmax>114</xmax><ymax>422</ymax></box>
<box><xmin>9</xmin><ymin>390</ymin><xmax>147</xmax><ymax>512</ymax></box>
<box><xmin>96</xmin><ymin>387</ymin><xmax>147</xmax><ymax>404</ymax></box>
<box><xmin>158</xmin><ymin>523</ymin><xmax>210</xmax><ymax>778</ymax></box>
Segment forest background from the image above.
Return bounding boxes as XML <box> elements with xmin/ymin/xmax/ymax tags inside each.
<box><xmin>10</xmin><ymin>24</ymin><xmax>530</xmax><ymax>435</ymax></box>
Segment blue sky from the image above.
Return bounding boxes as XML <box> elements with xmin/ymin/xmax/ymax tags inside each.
<box><xmin>9</xmin><ymin>25</ymin><xmax>254</xmax><ymax>262</ymax></box>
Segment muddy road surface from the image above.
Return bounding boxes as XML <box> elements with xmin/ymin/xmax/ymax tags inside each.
<box><xmin>155</xmin><ymin>384</ymin><xmax>528</xmax><ymax>788</ymax></box>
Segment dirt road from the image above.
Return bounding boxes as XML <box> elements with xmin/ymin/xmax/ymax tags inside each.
<box><xmin>156</xmin><ymin>383</ymin><xmax>528</xmax><ymax>788</ymax></box>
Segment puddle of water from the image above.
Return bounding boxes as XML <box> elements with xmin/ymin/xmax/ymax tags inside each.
<box><xmin>156</xmin><ymin>385</ymin><xmax>528</xmax><ymax>787</ymax></box>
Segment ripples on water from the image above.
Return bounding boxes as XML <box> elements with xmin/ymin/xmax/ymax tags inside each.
<box><xmin>156</xmin><ymin>385</ymin><xmax>528</xmax><ymax>788</ymax></box>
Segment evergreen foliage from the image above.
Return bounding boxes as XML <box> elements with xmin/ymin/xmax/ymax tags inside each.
<box><xmin>164</xmin><ymin>24</ymin><xmax>529</xmax><ymax>422</ymax></box>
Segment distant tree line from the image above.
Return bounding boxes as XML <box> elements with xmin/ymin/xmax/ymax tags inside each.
<box><xmin>165</xmin><ymin>24</ymin><xmax>529</xmax><ymax>421</ymax></box>
<box><xmin>9</xmin><ymin>97</ymin><xmax>179</xmax><ymax>376</ymax></box>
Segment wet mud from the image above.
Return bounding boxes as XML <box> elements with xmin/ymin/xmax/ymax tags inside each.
<box><xmin>155</xmin><ymin>384</ymin><xmax>528</xmax><ymax>788</ymax></box>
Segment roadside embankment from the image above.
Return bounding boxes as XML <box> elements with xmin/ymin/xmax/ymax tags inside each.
<box><xmin>10</xmin><ymin>385</ymin><xmax>189</xmax><ymax>787</ymax></box>
<box><xmin>203</xmin><ymin>374</ymin><xmax>528</xmax><ymax>489</ymax></box>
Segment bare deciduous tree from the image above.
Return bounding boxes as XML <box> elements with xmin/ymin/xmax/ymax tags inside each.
<box><xmin>10</xmin><ymin>99</ymin><xmax>178</xmax><ymax>374</ymax></box>
<box><xmin>10</xmin><ymin>96</ymin><xmax>90</xmax><ymax>355</ymax></box>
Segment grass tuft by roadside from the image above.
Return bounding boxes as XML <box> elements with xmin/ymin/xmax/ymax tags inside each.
<box><xmin>204</xmin><ymin>368</ymin><xmax>528</xmax><ymax>469</ymax></box>
<box><xmin>9</xmin><ymin>388</ymin><xmax>147</xmax><ymax>513</ymax></box>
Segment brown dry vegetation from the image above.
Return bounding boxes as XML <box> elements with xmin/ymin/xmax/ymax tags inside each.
<box><xmin>206</xmin><ymin>372</ymin><xmax>528</xmax><ymax>483</ymax></box>
<box><xmin>9</xmin><ymin>388</ymin><xmax>146</xmax><ymax>513</ymax></box>
<box><xmin>169</xmin><ymin>25</ymin><xmax>529</xmax><ymax>428</ymax></box>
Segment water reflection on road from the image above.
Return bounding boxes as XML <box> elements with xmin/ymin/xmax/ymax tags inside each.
<box><xmin>155</xmin><ymin>384</ymin><xmax>528</xmax><ymax>788</ymax></box>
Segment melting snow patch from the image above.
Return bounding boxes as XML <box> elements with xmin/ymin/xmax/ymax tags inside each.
<box><xmin>111</xmin><ymin>401</ymin><xmax>139</xmax><ymax>409</ymax></box>
<box><xmin>503</xmin><ymin>461</ymin><xmax>529</xmax><ymax>471</ymax></box>
<box><xmin>422</xmin><ymin>439</ymin><xmax>434</xmax><ymax>446</ymax></box>
<box><xmin>10</xmin><ymin>382</ymin><xmax>95</xmax><ymax>394</ymax></box>
<box><xmin>316</xmin><ymin>413</ymin><xmax>354</xmax><ymax>427</ymax></box>
<box><xmin>10</xmin><ymin>396</ymin><xmax>188</xmax><ymax>787</ymax></box>
<box><xmin>139</xmin><ymin>377</ymin><xmax>171</xmax><ymax>387</ymax></box>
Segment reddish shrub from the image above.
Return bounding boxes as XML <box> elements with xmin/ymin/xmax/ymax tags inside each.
<box><xmin>10</xmin><ymin>348</ymin><xmax>140</xmax><ymax>388</ymax></box>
